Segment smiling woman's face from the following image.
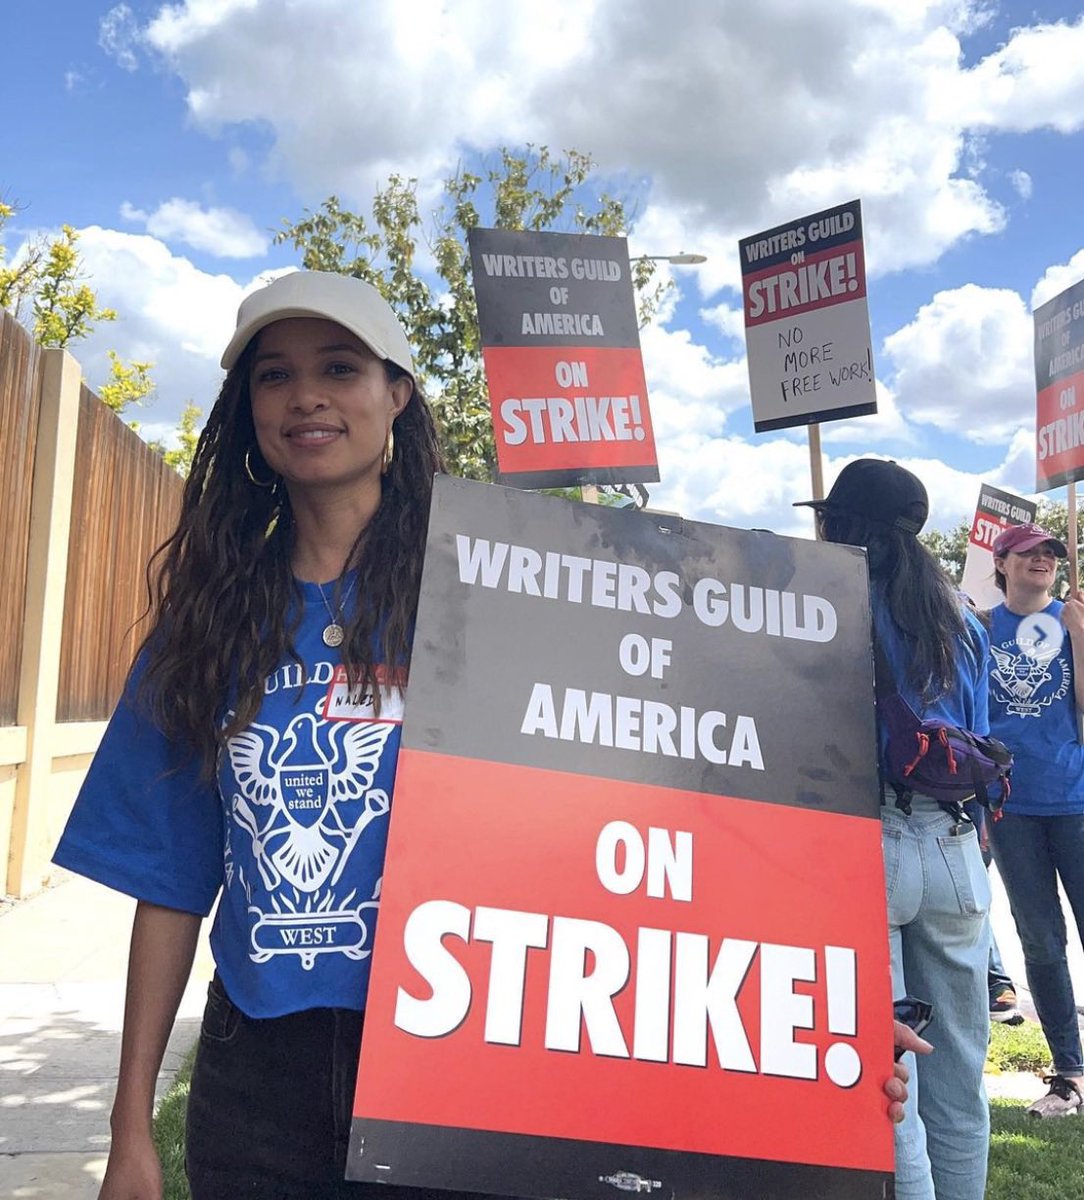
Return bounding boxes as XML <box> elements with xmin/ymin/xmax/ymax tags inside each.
<box><xmin>248</xmin><ymin>316</ymin><xmax>410</xmax><ymax>500</ymax></box>
<box><xmin>995</xmin><ymin>543</ymin><xmax>1059</xmax><ymax>597</ymax></box>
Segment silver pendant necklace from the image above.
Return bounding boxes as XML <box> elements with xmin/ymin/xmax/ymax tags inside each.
<box><xmin>317</xmin><ymin>574</ymin><xmax>358</xmax><ymax>648</ymax></box>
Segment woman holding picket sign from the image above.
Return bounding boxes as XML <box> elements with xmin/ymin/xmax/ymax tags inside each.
<box><xmin>51</xmin><ymin>271</ymin><xmax>496</xmax><ymax>1200</ymax></box>
<box><xmin>799</xmin><ymin>458</ymin><xmax>1002</xmax><ymax>1200</ymax></box>
<box><xmin>54</xmin><ymin>273</ymin><xmax>920</xmax><ymax>1200</ymax></box>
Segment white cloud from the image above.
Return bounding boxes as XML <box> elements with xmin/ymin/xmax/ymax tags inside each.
<box><xmin>699</xmin><ymin>301</ymin><xmax>746</xmax><ymax>346</ymax></box>
<box><xmin>651</xmin><ymin>432</ymin><xmax>818</xmax><ymax>537</ymax></box>
<box><xmin>961</xmin><ymin>17</ymin><xmax>1084</xmax><ymax>135</ymax></box>
<box><xmin>1009</xmin><ymin>169</ymin><xmax>1033</xmax><ymax>200</ymax></box>
<box><xmin>881</xmin><ymin>284</ymin><xmax>1034</xmax><ymax>444</ymax></box>
<box><xmin>819</xmin><ymin>379</ymin><xmax>913</xmax><ymax>446</ymax></box>
<box><xmin>120</xmin><ymin>198</ymin><xmax>268</xmax><ymax>258</ymax></box>
<box><xmin>14</xmin><ymin>227</ymin><xmax>253</xmax><ymax>430</ymax></box>
<box><xmin>1032</xmin><ymin>248</ymin><xmax>1084</xmax><ymax>310</ymax></box>
<box><xmin>641</xmin><ymin>313</ymin><xmax>749</xmax><ymax>437</ymax></box>
<box><xmin>129</xmin><ymin>0</ymin><xmax>1084</xmax><ymax>290</ymax></box>
<box><xmin>99</xmin><ymin>4</ymin><xmax>141</xmax><ymax>71</ymax></box>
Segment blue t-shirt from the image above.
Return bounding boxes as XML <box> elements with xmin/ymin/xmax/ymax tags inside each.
<box><xmin>987</xmin><ymin>600</ymin><xmax>1084</xmax><ymax>816</ymax></box>
<box><xmin>53</xmin><ymin>579</ymin><xmax>404</xmax><ymax>1017</ymax></box>
<box><xmin>873</xmin><ymin>588</ymin><xmax>990</xmax><ymax>768</ymax></box>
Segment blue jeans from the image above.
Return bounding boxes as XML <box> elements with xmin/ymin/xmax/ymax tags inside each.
<box><xmin>988</xmin><ymin>931</ymin><xmax>1014</xmax><ymax>995</ymax></box>
<box><xmin>882</xmin><ymin>798</ymin><xmax>990</xmax><ymax>1200</ymax></box>
<box><xmin>988</xmin><ymin>810</ymin><xmax>1084</xmax><ymax>1077</ymax></box>
<box><xmin>962</xmin><ymin>802</ymin><xmax>1014</xmax><ymax>996</ymax></box>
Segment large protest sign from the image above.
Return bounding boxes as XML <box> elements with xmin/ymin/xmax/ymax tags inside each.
<box><xmin>1035</xmin><ymin>278</ymin><xmax>1084</xmax><ymax>492</ymax></box>
<box><xmin>468</xmin><ymin>228</ymin><xmax>658</xmax><ymax>489</ymax></box>
<box><xmin>347</xmin><ymin>477</ymin><xmax>893</xmax><ymax>1199</ymax></box>
<box><xmin>740</xmin><ymin>200</ymin><xmax>876</xmax><ymax>433</ymax></box>
<box><xmin>961</xmin><ymin>484</ymin><xmax>1038</xmax><ymax>610</ymax></box>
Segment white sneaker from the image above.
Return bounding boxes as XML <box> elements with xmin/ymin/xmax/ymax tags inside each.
<box><xmin>1027</xmin><ymin>1075</ymin><xmax>1084</xmax><ymax>1118</ymax></box>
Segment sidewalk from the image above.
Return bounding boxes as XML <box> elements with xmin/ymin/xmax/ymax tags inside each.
<box><xmin>0</xmin><ymin>872</ymin><xmax>213</xmax><ymax>1199</ymax></box>
<box><xmin>1</xmin><ymin>864</ymin><xmax>1081</xmax><ymax>1199</ymax></box>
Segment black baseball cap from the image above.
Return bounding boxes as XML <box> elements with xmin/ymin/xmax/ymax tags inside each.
<box><xmin>794</xmin><ymin>458</ymin><xmax>929</xmax><ymax>535</ymax></box>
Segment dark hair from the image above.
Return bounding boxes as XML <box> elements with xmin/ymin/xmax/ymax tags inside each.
<box><xmin>993</xmin><ymin>563</ymin><xmax>1007</xmax><ymax>594</ymax></box>
<box><xmin>819</xmin><ymin>508</ymin><xmax>967</xmax><ymax>703</ymax></box>
<box><xmin>137</xmin><ymin>341</ymin><xmax>443</xmax><ymax>777</ymax></box>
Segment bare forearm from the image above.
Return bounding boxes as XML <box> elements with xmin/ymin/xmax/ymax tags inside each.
<box><xmin>110</xmin><ymin>901</ymin><xmax>201</xmax><ymax>1136</ymax></box>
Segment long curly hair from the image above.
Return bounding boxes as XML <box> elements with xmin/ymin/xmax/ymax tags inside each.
<box><xmin>137</xmin><ymin>338</ymin><xmax>444</xmax><ymax>778</ymax></box>
<box><xmin>819</xmin><ymin>509</ymin><xmax>966</xmax><ymax>703</ymax></box>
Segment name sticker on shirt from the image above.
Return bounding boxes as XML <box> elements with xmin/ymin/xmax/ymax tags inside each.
<box><xmin>321</xmin><ymin>664</ymin><xmax>406</xmax><ymax>724</ymax></box>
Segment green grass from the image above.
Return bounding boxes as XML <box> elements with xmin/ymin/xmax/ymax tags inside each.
<box><xmin>153</xmin><ymin>1046</ymin><xmax>195</xmax><ymax>1200</ymax></box>
<box><xmin>989</xmin><ymin>1098</ymin><xmax>1084</xmax><ymax>1199</ymax></box>
<box><xmin>154</xmin><ymin>1034</ymin><xmax>1083</xmax><ymax>1200</ymax></box>
<box><xmin>986</xmin><ymin>1018</ymin><xmax>1053</xmax><ymax>1073</ymax></box>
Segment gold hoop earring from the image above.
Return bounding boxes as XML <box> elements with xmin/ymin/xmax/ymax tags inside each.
<box><xmin>244</xmin><ymin>447</ymin><xmax>276</xmax><ymax>488</ymax></box>
<box><xmin>381</xmin><ymin>426</ymin><xmax>395</xmax><ymax>476</ymax></box>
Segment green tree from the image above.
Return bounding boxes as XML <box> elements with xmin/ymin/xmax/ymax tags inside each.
<box><xmin>276</xmin><ymin>146</ymin><xmax>665</xmax><ymax>480</ymax></box>
<box><xmin>98</xmin><ymin>349</ymin><xmax>155</xmax><ymax>414</ymax></box>
<box><xmin>160</xmin><ymin>402</ymin><xmax>202</xmax><ymax>477</ymax></box>
<box><xmin>0</xmin><ymin>214</ymin><xmax>117</xmax><ymax>348</ymax></box>
<box><xmin>0</xmin><ymin>201</ymin><xmax>203</xmax><ymax>472</ymax></box>
<box><xmin>922</xmin><ymin>522</ymin><xmax>970</xmax><ymax>582</ymax></box>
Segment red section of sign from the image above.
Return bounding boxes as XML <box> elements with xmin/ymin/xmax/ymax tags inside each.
<box><xmin>743</xmin><ymin>241</ymin><xmax>867</xmax><ymax>329</ymax></box>
<box><xmin>482</xmin><ymin>345</ymin><xmax>657</xmax><ymax>478</ymax></box>
<box><xmin>355</xmin><ymin>749</ymin><xmax>894</xmax><ymax>1174</ymax></box>
<box><xmin>969</xmin><ymin>512</ymin><xmax>1008</xmax><ymax>550</ymax></box>
<box><xmin>1037</xmin><ymin>370</ymin><xmax>1084</xmax><ymax>490</ymax></box>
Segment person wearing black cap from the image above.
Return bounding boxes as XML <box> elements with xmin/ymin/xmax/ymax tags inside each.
<box><xmin>985</xmin><ymin>522</ymin><xmax>1084</xmax><ymax>1117</ymax></box>
<box><xmin>797</xmin><ymin>459</ymin><xmax>992</xmax><ymax>1200</ymax></box>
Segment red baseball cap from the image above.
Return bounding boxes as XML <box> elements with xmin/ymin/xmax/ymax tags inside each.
<box><xmin>991</xmin><ymin>522</ymin><xmax>1067</xmax><ymax>558</ymax></box>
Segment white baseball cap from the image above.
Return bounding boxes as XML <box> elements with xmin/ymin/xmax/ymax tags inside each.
<box><xmin>220</xmin><ymin>270</ymin><xmax>414</xmax><ymax>376</ymax></box>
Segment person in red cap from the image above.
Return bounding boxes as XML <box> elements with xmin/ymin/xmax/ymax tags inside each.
<box><xmin>798</xmin><ymin>458</ymin><xmax>992</xmax><ymax>1200</ymax></box>
<box><xmin>985</xmin><ymin>521</ymin><xmax>1084</xmax><ymax>1117</ymax></box>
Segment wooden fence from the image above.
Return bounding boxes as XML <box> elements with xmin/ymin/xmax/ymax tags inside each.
<box><xmin>0</xmin><ymin>310</ymin><xmax>183</xmax><ymax>895</ymax></box>
<box><xmin>0</xmin><ymin>313</ymin><xmax>43</xmax><ymax>727</ymax></box>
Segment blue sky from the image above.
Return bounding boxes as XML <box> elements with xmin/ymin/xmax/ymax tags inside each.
<box><xmin>4</xmin><ymin>0</ymin><xmax>1084</xmax><ymax>535</ymax></box>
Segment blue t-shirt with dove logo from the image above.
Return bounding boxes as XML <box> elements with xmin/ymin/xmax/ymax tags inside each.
<box><xmin>987</xmin><ymin>599</ymin><xmax>1084</xmax><ymax>816</ymax></box>
<box><xmin>53</xmin><ymin>577</ymin><xmax>404</xmax><ymax>1018</ymax></box>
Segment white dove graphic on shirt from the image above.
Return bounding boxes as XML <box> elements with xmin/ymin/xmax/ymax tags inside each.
<box><xmin>227</xmin><ymin>708</ymin><xmax>394</xmax><ymax>892</ymax></box>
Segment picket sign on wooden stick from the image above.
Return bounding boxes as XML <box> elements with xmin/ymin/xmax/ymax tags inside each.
<box><xmin>1069</xmin><ymin>481</ymin><xmax>1080</xmax><ymax>597</ymax></box>
<box><xmin>808</xmin><ymin>424</ymin><xmax>825</xmax><ymax>511</ymax></box>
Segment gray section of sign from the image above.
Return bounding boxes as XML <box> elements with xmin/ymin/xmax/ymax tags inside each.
<box><xmin>469</xmin><ymin>227</ymin><xmax>640</xmax><ymax>348</ymax></box>
<box><xmin>404</xmin><ymin>477</ymin><xmax>879</xmax><ymax>820</ymax></box>
<box><xmin>976</xmin><ymin>484</ymin><xmax>1036</xmax><ymax>525</ymax></box>
<box><xmin>1034</xmin><ymin>278</ymin><xmax>1084</xmax><ymax>388</ymax></box>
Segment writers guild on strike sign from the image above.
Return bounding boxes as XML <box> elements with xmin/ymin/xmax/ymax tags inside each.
<box><xmin>347</xmin><ymin>477</ymin><xmax>892</xmax><ymax>1197</ymax></box>
<box><xmin>393</xmin><ymin>822</ymin><xmax>865</xmax><ymax>1088</ymax></box>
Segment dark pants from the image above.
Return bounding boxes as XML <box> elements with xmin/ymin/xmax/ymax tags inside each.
<box><xmin>186</xmin><ymin>976</ymin><xmax>495</xmax><ymax>1200</ymax></box>
<box><xmin>964</xmin><ymin>802</ymin><xmax>1014</xmax><ymax>997</ymax></box>
<box><xmin>988</xmin><ymin>810</ymin><xmax>1084</xmax><ymax>1077</ymax></box>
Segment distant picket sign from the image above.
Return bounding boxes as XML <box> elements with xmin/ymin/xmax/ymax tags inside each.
<box><xmin>960</xmin><ymin>484</ymin><xmax>1037</xmax><ymax>611</ymax></box>
<box><xmin>740</xmin><ymin>199</ymin><xmax>876</xmax><ymax>433</ymax></box>
<box><xmin>1035</xmin><ymin>277</ymin><xmax>1084</xmax><ymax>492</ymax></box>
<box><xmin>347</xmin><ymin>477</ymin><xmax>895</xmax><ymax>1200</ymax></box>
<box><xmin>469</xmin><ymin>227</ymin><xmax>659</xmax><ymax>489</ymax></box>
